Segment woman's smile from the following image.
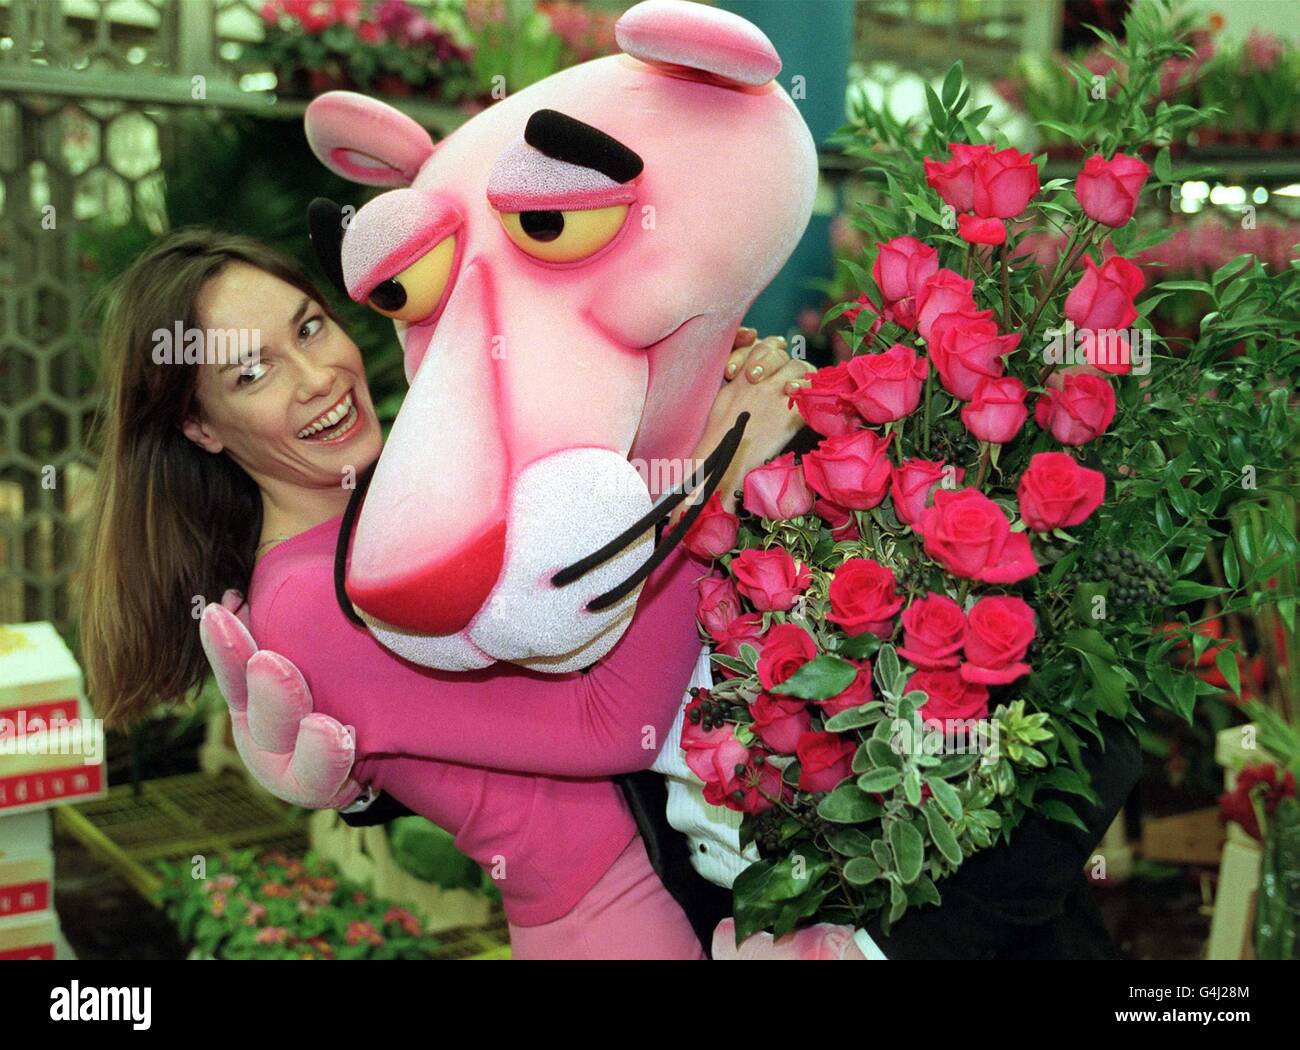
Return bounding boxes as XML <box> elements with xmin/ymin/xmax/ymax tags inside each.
<box><xmin>297</xmin><ymin>390</ymin><xmax>363</xmax><ymax>444</ymax></box>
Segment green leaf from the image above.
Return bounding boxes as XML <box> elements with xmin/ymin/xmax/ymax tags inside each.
<box><xmin>1063</xmin><ymin>627</ymin><xmax>1117</xmax><ymax>661</ymax></box>
<box><xmin>925</xmin><ymin>776</ymin><xmax>964</xmax><ymax>820</ymax></box>
<box><xmin>837</xmin><ymin>632</ymin><xmax>881</xmax><ymax>660</ymax></box>
<box><xmin>823</xmin><ymin>703</ymin><xmax>881</xmax><ymax>732</ymax></box>
<box><xmin>1215</xmin><ymin>648</ymin><xmax>1241</xmax><ymax>699</ymax></box>
<box><xmin>923</xmin><ymin>804</ymin><xmax>963</xmax><ymax>865</ymax></box>
<box><xmin>941</xmin><ymin>60</ymin><xmax>964</xmax><ymax>109</ymax></box>
<box><xmin>888</xmin><ymin>819</ymin><xmax>924</xmax><ymax>884</ymax></box>
<box><xmin>770</xmin><ymin>653</ymin><xmax>859</xmax><ymax>701</ymax></box>
<box><xmin>1168</xmin><ymin>580</ymin><xmax>1226</xmax><ymax>603</ymax></box>
<box><xmin>843</xmin><ymin>857</ymin><xmax>882</xmax><ymax>886</ymax></box>
<box><xmin>1039</xmin><ymin>799</ymin><xmax>1089</xmax><ymax>833</ymax></box>
<box><xmin>857</xmin><ymin>767</ymin><xmax>903</xmax><ymax>793</ymax></box>
<box><xmin>818</xmin><ymin>783</ymin><xmax>884</xmax><ymax>823</ymax></box>
<box><xmin>1222</xmin><ymin>538</ymin><xmax>1240</xmax><ymax>589</ymax></box>
<box><xmin>903</xmin><ymin>765</ymin><xmax>923</xmax><ymax>807</ymax></box>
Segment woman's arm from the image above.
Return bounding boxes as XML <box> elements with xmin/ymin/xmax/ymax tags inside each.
<box><xmin>254</xmin><ymin>540</ymin><xmax>713</xmax><ymax>777</ymax></box>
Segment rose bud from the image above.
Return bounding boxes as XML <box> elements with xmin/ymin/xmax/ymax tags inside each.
<box><xmin>1075</xmin><ymin>152</ymin><xmax>1151</xmax><ymax>227</ymax></box>
<box><xmin>897</xmin><ymin>592</ymin><xmax>967</xmax><ymax>671</ymax></box>
<box><xmin>802</xmin><ymin>429</ymin><xmax>894</xmax><ymax>510</ymax></box>
<box><xmin>930</xmin><ymin>318</ymin><xmax>1018</xmax><ymax>400</ymax></box>
<box><xmin>890</xmin><ymin>458</ymin><xmax>963</xmax><ymax>530</ymax></box>
<box><xmin>730</xmin><ymin>546</ymin><xmax>811</xmax><ymax>612</ymax></box>
<box><xmin>1017</xmin><ymin>452</ymin><xmax>1106</xmax><ymax>531</ymax></box>
<box><xmin>958</xmin><ymin>214</ymin><xmax>1006</xmax><ymax>245</ymax></box>
<box><xmin>743</xmin><ymin>451</ymin><xmax>815</xmax><ymax>520</ymax></box>
<box><xmin>915</xmin><ymin>269</ymin><xmax>977</xmax><ymax>343</ymax></box>
<box><xmin>960</xmin><ymin>595</ymin><xmax>1036</xmax><ymax>685</ymax></box>
<box><xmin>749</xmin><ymin>692</ymin><xmax>813</xmax><ymax>755</ymax></box>
<box><xmin>1064</xmin><ymin>255</ymin><xmax>1146</xmax><ymax>333</ymax></box>
<box><xmin>961</xmin><ymin>375</ymin><xmax>1029</xmax><ymax>444</ymax></box>
<box><xmin>873</xmin><ymin>235</ymin><xmax>939</xmax><ymax>328</ymax></box>
<box><xmin>796</xmin><ymin>731</ymin><xmax>857</xmax><ymax>793</ymax></box>
<box><xmin>790</xmin><ymin>364</ymin><xmax>862</xmax><ymax>437</ymax></box>
<box><xmin>697</xmin><ymin>575</ymin><xmax>745</xmax><ymax>642</ymax></box>
<box><xmin>918</xmin><ymin>488</ymin><xmax>1039</xmax><ymax>584</ymax></box>
<box><xmin>1034</xmin><ymin>369</ymin><xmax>1116</xmax><ymax>446</ymax></box>
<box><xmin>845</xmin><ymin>345</ymin><xmax>930</xmax><ymax>424</ymax></box>
<box><xmin>970</xmin><ymin>146</ymin><xmax>1040</xmax><ymax>219</ymax></box>
<box><xmin>756</xmin><ymin>622</ymin><xmax>818</xmax><ymax>691</ymax></box>
<box><xmin>826</xmin><ymin>557</ymin><xmax>904</xmax><ymax>638</ymax></box>
<box><xmin>923</xmin><ymin>143</ymin><xmax>991</xmax><ymax>213</ymax></box>
<box><xmin>681</xmin><ymin>491</ymin><xmax>739</xmax><ymax>559</ymax></box>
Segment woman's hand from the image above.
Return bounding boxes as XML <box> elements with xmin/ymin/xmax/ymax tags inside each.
<box><xmin>684</xmin><ymin>331</ymin><xmax>813</xmax><ymax>515</ymax></box>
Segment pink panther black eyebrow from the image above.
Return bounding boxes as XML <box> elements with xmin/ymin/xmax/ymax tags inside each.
<box><xmin>524</xmin><ymin>110</ymin><xmax>644</xmax><ymax>184</ymax></box>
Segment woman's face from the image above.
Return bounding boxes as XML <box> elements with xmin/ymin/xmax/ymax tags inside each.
<box><xmin>183</xmin><ymin>262</ymin><xmax>383</xmax><ymax>491</ymax></box>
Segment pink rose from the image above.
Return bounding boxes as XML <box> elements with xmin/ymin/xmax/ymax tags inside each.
<box><xmin>826</xmin><ymin>558</ymin><xmax>903</xmax><ymax>638</ymax></box>
<box><xmin>846</xmin><ymin>345</ymin><xmax>929</xmax><ymax>424</ymax></box>
<box><xmin>681</xmin><ymin>492</ymin><xmax>739</xmax><ymax>559</ymax></box>
<box><xmin>750</xmin><ymin>692</ymin><xmax>813</xmax><ymax>755</ymax></box>
<box><xmin>918</xmin><ymin>488</ymin><xmax>1039</xmax><ymax>584</ymax></box>
<box><xmin>906</xmin><ymin>669</ymin><xmax>990</xmax><ymax>725</ymax></box>
<box><xmin>961</xmin><ymin>375</ymin><xmax>1029</xmax><ymax>444</ymax></box>
<box><xmin>873</xmin><ymin>236</ymin><xmax>939</xmax><ymax>329</ymax></box>
<box><xmin>790</xmin><ymin>364</ymin><xmax>862</xmax><ymax>437</ymax></box>
<box><xmin>730</xmin><ymin>547</ymin><xmax>811</xmax><ymax>612</ymax></box>
<box><xmin>1075</xmin><ymin>153</ymin><xmax>1151</xmax><ymax>227</ymax></box>
<box><xmin>970</xmin><ymin>146</ymin><xmax>1040</xmax><ymax>219</ymax></box>
<box><xmin>890</xmin><ymin>458</ymin><xmax>963</xmax><ymax>530</ymax></box>
<box><xmin>960</xmin><ymin>595</ymin><xmax>1036</xmax><ymax>685</ymax></box>
<box><xmin>681</xmin><ymin>694</ymin><xmax>751</xmax><ymax>791</ymax></box>
<box><xmin>796</xmin><ymin>732</ymin><xmax>857</xmax><ymax>793</ymax></box>
<box><xmin>697</xmin><ymin>576</ymin><xmax>744</xmax><ymax>642</ymax></box>
<box><xmin>802</xmin><ymin>429</ymin><xmax>893</xmax><ymax>510</ymax></box>
<box><xmin>743</xmin><ymin>452</ymin><xmax>814</xmax><ymax>520</ymax></box>
<box><xmin>1064</xmin><ymin>256</ymin><xmax>1145</xmax><ymax>332</ymax></box>
<box><xmin>756</xmin><ymin>623</ymin><xmax>818</xmax><ymax>691</ymax></box>
<box><xmin>1034</xmin><ymin>369</ymin><xmax>1116</xmax><ymax>446</ymax></box>
<box><xmin>1017</xmin><ymin>452</ymin><xmax>1106</xmax><ymax>531</ymax></box>
<box><xmin>897</xmin><ymin>593</ymin><xmax>967</xmax><ymax>671</ymax></box>
<box><xmin>842</xmin><ymin>294</ymin><xmax>884</xmax><ymax>343</ymax></box>
<box><xmin>915</xmin><ymin>269</ymin><xmax>977</xmax><ymax>343</ymax></box>
<box><xmin>715</xmin><ymin>613</ymin><xmax>766</xmax><ymax>677</ymax></box>
<box><xmin>813</xmin><ymin>498</ymin><xmax>860</xmax><ymax>540</ymax></box>
<box><xmin>931</xmin><ymin>319</ymin><xmax>1019</xmax><ymax>400</ymax></box>
<box><xmin>923</xmin><ymin>143</ymin><xmax>990</xmax><ymax>213</ymax></box>
<box><xmin>957</xmin><ymin>214</ymin><xmax>1006</xmax><ymax>245</ymax></box>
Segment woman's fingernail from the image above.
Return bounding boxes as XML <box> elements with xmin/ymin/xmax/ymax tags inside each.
<box><xmin>750</xmin><ymin>365</ymin><xmax>763</xmax><ymax>379</ymax></box>
<box><xmin>725</xmin><ymin>363</ymin><xmax>737</xmax><ymax>376</ymax></box>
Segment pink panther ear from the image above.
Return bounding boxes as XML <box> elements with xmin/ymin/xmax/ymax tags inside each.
<box><xmin>615</xmin><ymin>0</ymin><xmax>781</xmax><ymax>88</ymax></box>
<box><xmin>304</xmin><ymin>91</ymin><xmax>436</xmax><ymax>187</ymax></box>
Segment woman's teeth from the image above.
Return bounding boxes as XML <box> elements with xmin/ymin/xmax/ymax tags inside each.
<box><xmin>297</xmin><ymin>393</ymin><xmax>358</xmax><ymax>441</ymax></box>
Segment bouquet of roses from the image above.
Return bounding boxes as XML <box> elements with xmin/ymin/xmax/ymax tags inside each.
<box><xmin>675</xmin><ymin>1</ymin><xmax>1290</xmax><ymax>942</ymax></box>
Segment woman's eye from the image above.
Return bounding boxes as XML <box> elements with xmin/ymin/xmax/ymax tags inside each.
<box><xmin>496</xmin><ymin>204</ymin><xmax>628</xmax><ymax>263</ymax></box>
<box><xmin>299</xmin><ymin>316</ymin><xmax>324</xmax><ymax>341</ymax></box>
<box><xmin>367</xmin><ymin>237</ymin><xmax>457</xmax><ymax>322</ymax></box>
<box><xmin>237</xmin><ymin>363</ymin><xmax>268</xmax><ymax>386</ymax></box>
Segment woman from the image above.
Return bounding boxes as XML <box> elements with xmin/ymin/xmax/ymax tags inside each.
<box><xmin>81</xmin><ymin>228</ymin><xmax>811</xmax><ymax>958</ymax></box>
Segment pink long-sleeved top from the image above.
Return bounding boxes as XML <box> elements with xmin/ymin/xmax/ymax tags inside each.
<box><xmin>248</xmin><ymin>515</ymin><xmax>712</xmax><ymax>926</ymax></box>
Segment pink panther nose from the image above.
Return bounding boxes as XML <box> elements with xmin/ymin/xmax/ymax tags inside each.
<box><xmin>346</xmin><ymin>520</ymin><xmax>507</xmax><ymax>635</ymax></box>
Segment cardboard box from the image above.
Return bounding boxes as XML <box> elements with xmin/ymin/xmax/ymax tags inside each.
<box><xmin>0</xmin><ymin>853</ymin><xmax>52</xmax><ymax>918</ymax></box>
<box><xmin>0</xmin><ymin>809</ymin><xmax>52</xmax><ymax>858</ymax></box>
<box><xmin>0</xmin><ymin>908</ymin><xmax>57</xmax><ymax>960</ymax></box>
<box><xmin>0</xmin><ymin>623</ymin><xmax>106</xmax><ymax>816</ymax></box>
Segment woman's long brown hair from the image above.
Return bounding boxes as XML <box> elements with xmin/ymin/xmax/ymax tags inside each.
<box><xmin>80</xmin><ymin>227</ymin><xmax>338</xmax><ymax>727</ymax></box>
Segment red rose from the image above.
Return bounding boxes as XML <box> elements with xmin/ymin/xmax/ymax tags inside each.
<box><xmin>813</xmin><ymin>497</ymin><xmax>860</xmax><ymax>540</ymax></box>
<box><xmin>730</xmin><ymin>547</ymin><xmax>811</xmax><ymax>612</ymax></box>
<box><xmin>790</xmin><ymin>364</ymin><xmax>861</xmax><ymax>437</ymax></box>
<box><xmin>796</xmin><ymin>731</ymin><xmax>856</xmax><ymax>793</ymax></box>
<box><xmin>802</xmin><ymin>429</ymin><xmax>893</xmax><ymax>510</ymax></box>
<box><xmin>931</xmin><ymin>317</ymin><xmax>1018</xmax><ymax>400</ymax></box>
<box><xmin>897</xmin><ymin>593</ymin><xmax>967</xmax><ymax>671</ymax></box>
<box><xmin>756</xmin><ymin>622</ymin><xmax>818</xmax><ymax>690</ymax></box>
<box><xmin>906</xmin><ymin>669</ymin><xmax>990</xmax><ymax>725</ymax></box>
<box><xmin>817</xmin><ymin>658</ymin><xmax>874</xmax><ymax>717</ymax></box>
<box><xmin>873</xmin><ymin>236</ymin><xmax>939</xmax><ymax>328</ymax></box>
<box><xmin>957</xmin><ymin>214</ymin><xmax>1006</xmax><ymax>245</ymax></box>
<box><xmin>923</xmin><ymin>143</ymin><xmax>990</xmax><ymax>213</ymax></box>
<box><xmin>743</xmin><ymin>452</ymin><xmax>814</xmax><ymax>521</ymax></box>
<box><xmin>681</xmin><ymin>694</ymin><xmax>750</xmax><ymax>791</ymax></box>
<box><xmin>915</xmin><ymin>269</ymin><xmax>977</xmax><ymax>343</ymax></box>
<box><xmin>918</xmin><ymin>488</ymin><xmax>1039</xmax><ymax>584</ymax></box>
<box><xmin>961</xmin><ymin>375</ymin><xmax>1029</xmax><ymax>444</ymax></box>
<box><xmin>960</xmin><ymin>595</ymin><xmax>1036</xmax><ymax>684</ymax></box>
<box><xmin>1017</xmin><ymin>452</ymin><xmax>1106</xmax><ymax>531</ymax></box>
<box><xmin>1218</xmin><ymin>763</ymin><xmax>1297</xmax><ymax>842</ymax></box>
<box><xmin>826</xmin><ymin>558</ymin><xmax>903</xmax><ymax>638</ymax></box>
<box><xmin>890</xmin><ymin>458</ymin><xmax>963</xmax><ymax>530</ymax></box>
<box><xmin>1075</xmin><ymin>152</ymin><xmax>1151</xmax><ymax>227</ymax></box>
<box><xmin>697</xmin><ymin>576</ymin><xmax>744</xmax><ymax>642</ymax></box>
<box><xmin>750</xmin><ymin>692</ymin><xmax>813</xmax><ymax>755</ymax></box>
<box><xmin>1064</xmin><ymin>256</ymin><xmax>1145</xmax><ymax>332</ymax></box>
<box><xmin>1035</xmin><ymin>369</ymin><xmax>1116</xmax><ymax>446</ymax></box>
<box><xmin>681</xmin><ymin>492</ymin><xmax>739</xmax><ymax>559</ymax></box>
<box><xmin>927</xmin><ymin>303</ymin><xmax>997</xmax><ymax>355</ymax></box>
<box><xmin>846</xmin><ymin>345</ymin><xmax>930</xmax><ymax>424</ymax></box>
<box><xmin>715</xmin><ymin>613</ymin><xmax>766</xmax><ymax>677</ymax></box>
<box><xmin>970</xmin><ymin>146</ymin><xmax>1040</xmax><ymax>219</ymax></box>
<box><xmin>707</xmin><ymin>757</ymin><xmax>788</xmax><ymax>814</ymax></box>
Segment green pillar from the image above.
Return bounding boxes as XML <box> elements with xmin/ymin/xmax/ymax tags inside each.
<box><xmin>719</xmin><ymin>0</ymin><xmax>853</xmax><ymax>351</ymax></box>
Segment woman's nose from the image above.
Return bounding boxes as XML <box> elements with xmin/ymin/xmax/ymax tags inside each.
<box><xmin>296</xmin><ymin>358</ymin><xmax>336</xmax><ymax>400</ymax></box>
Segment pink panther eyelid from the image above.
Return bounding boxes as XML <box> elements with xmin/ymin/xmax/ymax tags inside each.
<box><xmin>486</xmin><ymin>139</ymin><xmax>638</xmax><ymax>212</ymax></box>
<box><xmin>346</xmin><ymin>198</ymin><xmax>462</xmax><ymax>301</ymax></box>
